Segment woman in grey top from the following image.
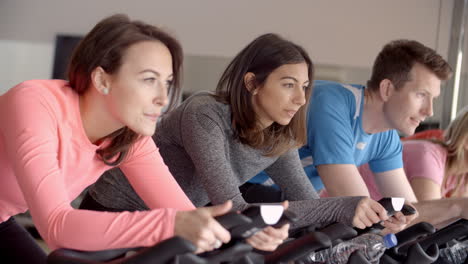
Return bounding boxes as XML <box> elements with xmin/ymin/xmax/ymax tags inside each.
<box><xmin>82</xmin><ymin>33</ymin><xmax>393</xmax><ymax>240</ymax></box>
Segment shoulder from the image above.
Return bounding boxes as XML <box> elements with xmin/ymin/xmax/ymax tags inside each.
<box><xmin>311</xmin><ymin>80</ymin><xmax>364</xmax><ymax>111</ymax></box>
<box><xmin>184</xmin><ymin>92</ymin><xmax>227</xmax><ymax>112</ymax></box>
<box><xmin>182</xmin><ymin>92</ymin><xmax>231</xmax><ymax>126</ymax></box>
<box><xmin>313</xmin><ymin>80</ymin><xmax>364</xmax><ymax>98</ymax></box>
<box><xmin>1</xmin><ymin>79</ymin><xmax>75</xmax><ymax>116</ymax></box>
<box><xmin>7</xmin><ymin>79</ymin><xmax>70</xmax><ymax>95</ymax></box>
<box><xmin>403</xmin><ymin>140</ymin><xmax>446</xmax><ymax>160</ymax></box>
<box><xmin>124</xmin><ymin>136</ymin><xmax>158</xmax><ymax>161</ymax></box>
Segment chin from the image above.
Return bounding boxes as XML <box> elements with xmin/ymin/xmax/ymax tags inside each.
<box><xmin>400</xmin><ymin>127</ymin><xmax>416</xmax><ymax>136</ymax></box>
<box><xmin>277</xmin><ymin>118</ymin><xmax>293</xmax><ymax>126</ymax></box>
<box><xmin>131</xmin><ymin>126</ymin><xmax>156</xmax><ymax>137</ymax></box>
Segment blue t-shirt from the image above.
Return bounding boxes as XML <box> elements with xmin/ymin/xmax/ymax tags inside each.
<box><xmin>250</xmin><ymin>80</ymin><xmax>403</xmax><ymax>191</ymax></box>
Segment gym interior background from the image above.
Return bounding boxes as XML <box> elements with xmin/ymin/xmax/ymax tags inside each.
<box><xmin>1</xmin><ymin>0</ymin><xmax>467</xmax><ymax>253</ymax></box>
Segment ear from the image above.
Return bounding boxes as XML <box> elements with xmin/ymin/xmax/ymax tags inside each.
<box><xmin>91</xmin><ymin>66</ymin><xmax>111</xmax><ymax>95</ymax></box>
<box><xmin>243</xmin><ymin>72</ymin><xmax>257</xmax><ymax>94</ymax></box>
<box><xmin>379</xmin><ymin>79</ymin><xmax>395</xmax><ymax>102</ymax></box>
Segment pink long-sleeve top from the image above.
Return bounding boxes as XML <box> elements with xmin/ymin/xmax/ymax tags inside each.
<box><xmin>0</xmin><ymin>80</ymin><xmax>195</xmax><ymax>250</ymax></box>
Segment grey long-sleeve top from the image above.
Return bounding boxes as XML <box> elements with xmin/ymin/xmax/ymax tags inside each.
<box><xmin>89</xmin><ymin>92</ymin><xmax>363</xmax><ymax>229</ymax></box>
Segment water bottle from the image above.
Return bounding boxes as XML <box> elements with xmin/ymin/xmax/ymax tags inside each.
<box><xmin>303</xmin><ymin>233</ymin><xmax>397</xmax><ymax>264</ymax></box>
<box><xmin>438</xmin><ymin>239</ymin><xmax>468</xmax><ymax>264</ymax></box>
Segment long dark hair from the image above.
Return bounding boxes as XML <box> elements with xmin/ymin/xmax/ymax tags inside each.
<box><xmin>216</xmin><ymin>33</ymin><xmax>314</xmax><ymax>156</ymax></box>
<box><xmin>68</xmin><ymin>14</ymin><xmax>183</xmax><ymax>165</ymax></box>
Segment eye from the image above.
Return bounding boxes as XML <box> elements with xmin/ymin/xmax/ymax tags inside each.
<box><xmin>283</xmin><ymin>83</ymin><xmax>295</xmax><ymax>88</ymax></box>
<box><xmin>166</xmin><ymin>79</ymin><xmax>174</xmax><ymax>88</ymax></box>
<box><xmin>417</xmin><ymin>92</ymin><xmax>426</xmax><ymax>98</ymax></box>
<box><xmin>144</xmin><ymin>77</ymin><xmax>156</xmax><ymax>83</ymax></box>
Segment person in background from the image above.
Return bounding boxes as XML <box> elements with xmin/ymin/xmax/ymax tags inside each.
<box><xmin>0</xmin><ymin>14</ymin><xmax>235</xmax><ymax>263</ymax></box>
<box><xmin>360</xmin><ymin>106</ymin><xmax>468</xmax><ymax>202</ymax></box>
<box><xmin>82</xmin><ymin>33</ymin><xmax>402</xmax><ymax>243</ymax></box>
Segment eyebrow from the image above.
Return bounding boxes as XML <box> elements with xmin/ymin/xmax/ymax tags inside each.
<box><xmin>138</xmin><ymin>69</ymin><xmax>174</xmax><ymax>79</ymax></box>
<box><xmin>139</xmin><ymin>69</ymin><xmax>160</xmax><ymax>76</ymax></box>
<box><xmin>418</xmin><ymin>88</ymin><xmax>440</xmax><ymax>98</ymax></box>
<box><xmin>280</xmin><ymin>76</ymin><xmax>310</xmax><ymax>84</ymax></box>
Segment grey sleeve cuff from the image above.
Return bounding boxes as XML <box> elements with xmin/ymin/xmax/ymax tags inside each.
<box><xmin>288</xmin><ymin>196</ymin><xmax>365</xmax><ymax>230</ymax></box>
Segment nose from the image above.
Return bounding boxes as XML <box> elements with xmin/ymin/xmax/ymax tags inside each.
<box><xmin>422</xmin><ymin>98</ymin><xmax>434</xmax><ymax>117</ymax></box>
<box><xmin>293</xmin><ymin>87</ymin><xmax>307</xmax><ymax>106</ymax></box>
<box><xmin>153</xmin><ymin>81</ymin><xmax>169</xmax><ymax>108</ymax></box>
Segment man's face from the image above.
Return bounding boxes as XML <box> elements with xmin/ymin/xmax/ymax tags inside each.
<box><xmin>383</xmin><ymin>63</ymin><xmax>441</xmax><ymax>136</ymax></box>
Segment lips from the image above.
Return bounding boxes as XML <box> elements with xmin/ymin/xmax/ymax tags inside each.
<box><xmin>285</xmin><ymin>110</ymin><xmax>297</xmax><ymax>118</ymax></box>
<box><xmin>145</xmin><ymin>113</ymin><xmax>160</xmax><ymax>122</ymax></box>
<box><xmin>410</xmin><ymin>117</ymin><xmax>423</xmax><ymax>126</ymax></box>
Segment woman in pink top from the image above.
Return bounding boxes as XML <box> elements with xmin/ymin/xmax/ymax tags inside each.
<box><xmin>0</xmin><ymin>14</ymin><xmax>234</xmax><ymax>263</ymax></box>
<box><xmin>360</xmin><ymin>106</ymin><xmax>468</xmax><ymax>201</ymax></box>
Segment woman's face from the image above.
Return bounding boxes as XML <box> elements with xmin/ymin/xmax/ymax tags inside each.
<box><xmin>104</xmin><ymin>40</ymin><xmax>173</xmax><ymax>136</ymax></box>
<box><xmin>250</xmin><ymin>63</ymin><xmax>309</xmax><ymax>128</ymax></box>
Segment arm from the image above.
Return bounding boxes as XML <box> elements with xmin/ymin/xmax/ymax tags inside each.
<box><xmin>401</xmin><ymin>141</ymin><xmax>446</xmax><ymax>201</ymax></box>
<box><xmin>1</xmin><ymin>84</ymin><xmax>184</xmax><ymax>251</ymax></box>
<box><xmin>316</xmin><ymin>164</ymin><xmax>371</xmax><ymax>197</ymax></box>
<box><xmin>412</xmin><ymin>198</ymin><xmax>468</xmax><ymax>227</ymax></box>
<box><xmin>374</xmin><ymin>168</ymin><xmax>418</xmax><ymax>203</ymax></box>
<box><xmin>306</xmin><ymin>84</ymin><xmax>369</xmax><ymax>196</ymax></box>
<box><xmin>410</xmin><ymin>178</ymin><xmax>442</xmax><ymax>200</ymax></box>
<box><xmin>265</xmin><ymin>150</ymin><xmax>367</xmax><ymax>229</ymax></box>
<box><xmin>120</xmin><ymin>137</ymin><xmax>194</xmax><ymax>210</ymax></box>
<box><xmin>182</xmin><ymin>106</ymin><xmax>364</xmax><ymax>230</ymax></box>
<box><xmin>180</xmin><ymin>110</ymin><xmax>250</xmax><ymax>211</ymax></box>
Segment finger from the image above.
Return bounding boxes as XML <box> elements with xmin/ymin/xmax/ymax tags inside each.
<box><xmin>246</xmin><ymin>236</ymin><xmax>279</xmax><ymax>252</ymax></box>
<box><xmin>382</xmin><ymin>219</ymin><xmax>403</xmax><ymax>231</ymax></box>
<box><xmin>264</xmin><ymin>224</ymin><xmax>290</xmax><ymax>240</ymax></box>
<box><xmin>195</xmin><ymin>239</ymin><xmax>215</xmax><ymax>253</ymax></box>
<box><xmin>210</xmin><ymin>219</ymin><xmax>231</xmax><ymax>244</ymax></box>
<box><xmin>393</xmin><ymin>212</ymin><xmax>407</xmax><ymax>224</ymax></box>
<box><xmin>197</xmin><ymin>228</ymin><xmax>217</xmax><ymax>248</ymax></box>
<box><xmin>282</xmin><ymin>200</ymin><xmax>289</xmax><ymax>210</ymax></box>
<box><xmin>353</xmin><ymin>218</ymin><xmax>366</xmax><ymax>229</ymax></box>
<box><xmin>406</xmin><ymin>213</ymin><xmax>418</xmax><ymax>223</ymax></box>
<box><xmin>365</xmin><ymin>208</ymin><xmax>382</xmax><ymax>225</ymax></box>
<box><xmin>246</xmin><ymin>235</ymin><xmax>262</xmax><ymax>248</ymax></box>
<box><xmin>370</xmin><ymin>200</ymin><xmax>388</xmax><ymax>221</ymax></box>
<box><xmin>206</xmin><ymin>200</ymin><xmax>233</xmax><ymax>217</ymax></box>
<box><xmin>362</xmin><ymin>215</ymin><xmax>373</xmax><ymax>227</ymax></box>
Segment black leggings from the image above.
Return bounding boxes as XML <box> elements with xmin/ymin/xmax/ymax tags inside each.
<box><xmin>79</xmin><ymin>191</ymin><xmax>130</xmax><ymax>212</ymax></box>
<box><xmin>0</xmin><ymin>217</ymin><xmax>47</xmax><ymax>264</ymax></box>
<box><xmin>80</xmin><ymin>183</ymin><xmax>284</xmax><ymax>213</ymax></box>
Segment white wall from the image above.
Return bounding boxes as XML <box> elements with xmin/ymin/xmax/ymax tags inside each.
<box><xmin>0</xmin><ymin>0</ymin><xmax>455</xmax><ymax>117</ymax></box>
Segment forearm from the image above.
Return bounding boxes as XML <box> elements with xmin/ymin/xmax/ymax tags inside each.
<box><xmin>412</xmin><ymin>198</ymin><xmax>466</xmax><ymax>226</ymax></box>
<box><xmin>318</xmin><ymin>164</ymin><xmax>371</xmax><ymax>197</ymax></box>
<box><xmin>288</xmin><ymin>196</ymin><xmax>364</xmax><ymax>230</ymax></box>
<box><xmin>375</xmin><ymin>168</ymin><xmax>418</xmax><ymax>203</ymax></box>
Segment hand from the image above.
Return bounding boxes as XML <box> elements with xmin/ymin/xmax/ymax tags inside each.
<box><xmin>174</xmin><ymin>200</ymin><xmax>232</xmax><ymax>253</ymax></box>
<box><xmin>381</xmin><ymin>202</ymin><xmax>419</xmax><ymax>234</ymax></box>
<box><xmin>246</xmin><ymin>201</ymin><xmax>290</xmax><ymax>251</ymax></box>
<box><xmin>352</xmin><ymin>197</ymin><xmax>389</xmax><ymax>229</ymax></box>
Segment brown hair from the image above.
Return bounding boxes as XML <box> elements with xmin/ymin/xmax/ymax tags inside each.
<box><xmin>367</xmin><ymin>39</ymin><xmax>452</xmax><ymax>91</ymax></box>
<box><xmin>215</xmin><ymin>33</ymin><xmax>314</xmax><ymax>156</ymax></box>
<box><xmin>68</xmin><ymin>14</ymin><xmax>183</xmax><ymax>165</ymax></box>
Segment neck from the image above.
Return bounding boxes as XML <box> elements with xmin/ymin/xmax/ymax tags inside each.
<box><xmin>79</xmin><ymin>91</ymin><xmax>124</xmax><ymax>144</ymax></box>
<box><xmin>361</xmin><ymin>89</ymin><xmax>392</xmax><ymax>134</ymax></box>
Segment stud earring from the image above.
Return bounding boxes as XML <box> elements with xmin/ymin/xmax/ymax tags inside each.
<box><xmin>102</xmin><ymin>88</ymin><xmax>109</xmax><ymax>95</ymax></box>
